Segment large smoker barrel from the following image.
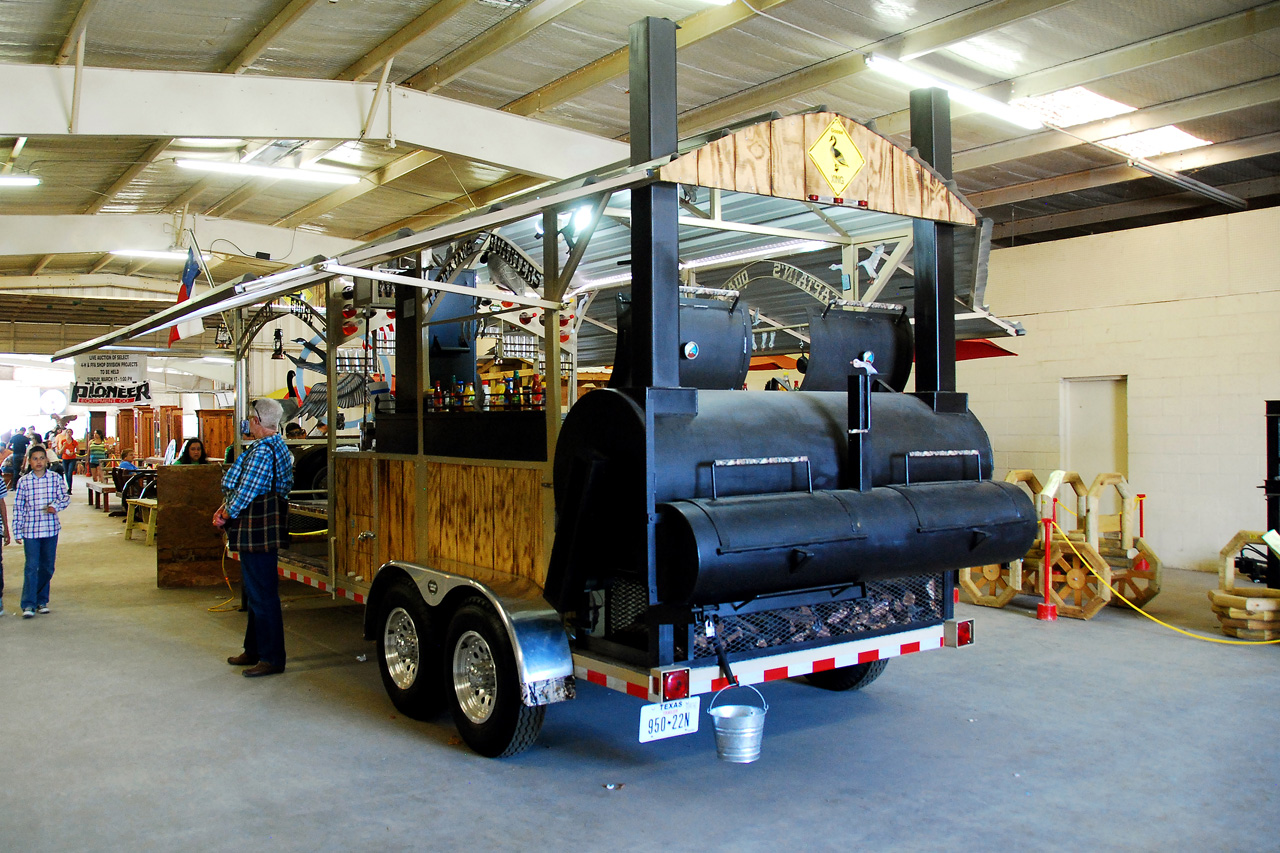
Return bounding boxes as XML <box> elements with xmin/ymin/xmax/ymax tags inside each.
<box><xmin>551</xmin><ymin>388</ymin><xmax>1037</xmax><ymax>607</ymax></box>
<box><xmin>659</xmin><ymin>481</ymin><xmax>1036</xmax><ymax>604</ymax></box>
<box><xmin>554</xmin><ymin>389</ymin><xmax>998</xmax><ymax>505</ymax></box>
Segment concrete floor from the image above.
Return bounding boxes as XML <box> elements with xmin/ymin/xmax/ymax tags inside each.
<box><xmin>2</xmin><ymin>499</ymin><xmax>1277</xmax><ymax>852</ymax></box>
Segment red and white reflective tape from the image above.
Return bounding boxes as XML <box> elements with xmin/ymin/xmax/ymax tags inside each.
<box><xmin>574</xmin><ymin>625</ymin><xmax>945</xmax><ymax>702</ymax></box>
<box><xmin>276</xmin><ymin>566</ymin><xmax>367</xmax><ymax>604</ymax></box>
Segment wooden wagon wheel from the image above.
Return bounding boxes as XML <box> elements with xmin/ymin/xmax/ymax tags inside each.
<box><xmin>1108</xmin><ymin>537</ymin><xmax>1161</xmax><ymax>609</ymax></box>
<box><xmin>1045</xmin><ymin>540</ymin><xmax>1112</xmax><ymax>620</ymax></box>
<box><xmin>959</xmin><ymin>560</ymin><xmax>1021</xmax><ymax>608</ymax></box>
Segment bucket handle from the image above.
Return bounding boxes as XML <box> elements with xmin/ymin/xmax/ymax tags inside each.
<box><xmin>709</xmin><ymin>683</ymin><xmax>768</xmax><ymax>714</ymax></box>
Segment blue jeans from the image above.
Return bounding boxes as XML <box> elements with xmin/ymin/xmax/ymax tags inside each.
<box><xmin>21</xmin><ymin>536</ymin><xmax>57</xmax><ymax>611</ymax></box>
<box><xmin>61</xmin><ymin>458</ymin><xmax>75</xmax><ymax>491</ymax></box>
<box><xmin>239</xmin><ymin>551</ymin><xmax>285</xmax><ymax>667</ymax></box>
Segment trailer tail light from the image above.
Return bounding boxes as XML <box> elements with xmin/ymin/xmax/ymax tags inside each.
<box><xmin>661</xmin><ymin>669</ymin><xmax>690</xmax><ymax>701</ymax></box>
<box><xmin>945</xmin><ymin>619</ymin><xmax>974</xmax><ymax>648</ymax></box>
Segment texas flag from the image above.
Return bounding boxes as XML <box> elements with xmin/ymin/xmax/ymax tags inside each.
<box><xmin>168</xmin><ymin>247</ymin><xmax>204</xmax><ymax>347</ymax></box>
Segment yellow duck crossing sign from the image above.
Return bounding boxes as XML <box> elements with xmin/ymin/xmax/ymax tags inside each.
<box><xmin>808</xmin><ymin>118</ymin><xmax>865</xmax><ymax>196</ymax></box>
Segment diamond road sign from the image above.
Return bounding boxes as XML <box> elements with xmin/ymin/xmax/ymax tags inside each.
<box><xmin>807</xmin><ymin>118</ymin><xmax>865</xmax><ymax>196</ymax></box>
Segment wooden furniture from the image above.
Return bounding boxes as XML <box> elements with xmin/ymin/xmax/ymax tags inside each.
<box><xmin>133</xmin><ymin>406</ymin><xmax>155</xmax><ymax>459</ymax></box>
<box><xmin>197</xmin><ymin>409</ymin><xmax>235</xmax><ymax>461</ymax></box>
<box><xmin>1211</xmin><ymin>531</ymin><xmax>1280</xmax><ymax>639</ymax></box>
<box><xmin>157</xmin><ymin>405</ymin><xmax>184</xmax><ymax>460</ymax></box>
<box><xmin>155</xmin><ymin>465</ymin><xmax>232</xmax><ymax>588</ymax></box>
<box><xmin>115</xmin><ymin>409</ymin><xmax>135</xmax><ymax>459</ymax></box>
<box><xmin>125</xmin><ymin>498</ymin><xmax>159</xmax><ymax>545</ymax></box>
<box><xmin>86</xmin><ymin>480</ymin><xmax>117</xmax><ymax>512</ymax></box>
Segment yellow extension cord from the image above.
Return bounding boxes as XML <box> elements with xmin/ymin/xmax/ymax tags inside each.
<box><xmin>1047</xmin><ymin>519</ymin><xmax>1280</xmax><ymax>646</ymax></box>
<box><xmin>208</xmin><ymin>530</ymin><xmax>332</xmax><ymax>613</ymax></box>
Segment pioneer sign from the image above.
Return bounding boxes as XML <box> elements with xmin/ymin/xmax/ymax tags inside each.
<box><xmin>72</xmin><ymin>353</ymin><xmax>151</xmax><ymax>405</ymax></box>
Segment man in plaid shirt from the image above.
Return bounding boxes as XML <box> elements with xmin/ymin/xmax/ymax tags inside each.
<box><xmin>13</xmin><ymin>446</ymin><xmax>70</xmax><ymax>618</ymax></box>
<box><xmin>216</xmin><ymin>398</ymin><xmax>294</xmax><ymax>677</ymax></box>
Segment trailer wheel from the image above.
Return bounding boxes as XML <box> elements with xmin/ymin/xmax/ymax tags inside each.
<box><xmin>804</xmin><ymin>658</ymin><xmax>888</xmax><ymax>691</ymax></box>
<box><xmin>377</xmin><ymin>582</ymin><xmax>442</xmax><ymax>720</ymax></box>
<box><xmin>446</xmin><ymin>601</ymin><xmax>544</xmax><ymax>757</ymax></box>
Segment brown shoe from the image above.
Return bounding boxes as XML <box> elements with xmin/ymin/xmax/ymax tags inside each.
<box><xmin>242</xmin><ymin>662</ymin><xmax>285</xmax><ymax>678</ymax></box>
<box><xmin>227</xmin><ymin>652</ymin><xmax>259</xmax><ymax>666</ymax></box>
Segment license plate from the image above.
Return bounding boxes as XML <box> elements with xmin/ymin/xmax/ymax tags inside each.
<box><xmin>638</xmin><ymin>697</ymin><xmax>700</xmax><ymax>743</ymax></box>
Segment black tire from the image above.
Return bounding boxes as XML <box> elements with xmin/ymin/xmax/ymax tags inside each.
<box><xmin>804</xmin><ymin>658</ymin><xmax>889</xmax><ymax>691</ymax></box>
<box><xmin>376</xmin><ymin>581</ymin><xmax>443</xmax><ymax>720</ymax></box>
<box><xmin>445</xmin><ymin>600</ymin><xmax>544</xmax><ymax>758</ymax></box>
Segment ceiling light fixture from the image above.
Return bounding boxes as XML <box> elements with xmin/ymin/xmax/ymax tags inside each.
<box><xmin>0</xmin><ymin>175</ymin><xmax>40</xmax><ymax>187</ymax></box>
<box><xmin>864</xmin><ymin>54</ymin><xmax>1044</xmax><ymax>130</ymax></box>
<box><xmin>175</xmin><ymin>158</ymin><xmax>360</xmax><ymax>185</ymax></box>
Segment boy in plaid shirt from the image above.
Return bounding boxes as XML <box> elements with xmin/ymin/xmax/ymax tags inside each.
<box><xmin>13</xmin><ymin>446</ymin><xmax>70</xmax><ymax>618</ymax></box>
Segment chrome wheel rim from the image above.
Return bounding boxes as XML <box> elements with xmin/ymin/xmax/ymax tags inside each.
<box><xmin>383</xmin><ymin>607</ymin><xmax>419</xmax><ymax>690</ymax></box>
<box><xmin>452</xmin><ymin>630</ymin><xmax>497</xmax><ymax>724</ymax></box>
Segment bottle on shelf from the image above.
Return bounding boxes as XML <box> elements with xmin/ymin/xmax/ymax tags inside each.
<box><xmin>503</xmin><ymin>375</ymin><xmax>515</xmax><ymax>410</ymax></box>
<box><xmin>480</xmin><ymin>380</ymin><xmax>491</xmax><ymax>411</ymax></box>
<box><xmin>511</xmin><ymin>371</ymin><xmax>522</xmax><ymax>410</ymax></box>
<box><xmin>463</xmin><ymin>381</ymin><xmax>475</xmax><ymax>410</ymax></box>
<box><xmin>432</xmin><ymin>380</ymin><xmax>444</xmax><ymax>411</ymax></box>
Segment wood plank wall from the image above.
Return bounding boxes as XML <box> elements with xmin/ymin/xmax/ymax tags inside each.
<box><xmin>660</xmin><ymin>112</ymin><xmax>976</xmax><ymax>226</ymax></box>
<box><xmin>334</xmin><ymin>456</ymin><xmax>542</xmax><ymax>588</ymax></box>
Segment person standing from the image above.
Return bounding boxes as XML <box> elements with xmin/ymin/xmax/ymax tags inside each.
<box><xmin>87</xmin><ymin>430</ymin><xmax>107</xmax><ymax>476</ymax></box>
<box><xmin>57</xmin><ymin>429</ymin><xmax>79</xmax><ymax>491</ymax></box>
<box><xmin>8</xmin><ymin>428</ymin><xmax>29</xmax><ymax>484</ymax></box>
<box><xmin>13</xmin><ymin>446</ymin><xmax>70</xmax><ymax>619</ymax></box>
<box><xmin>215</xmin><ymin>399</ymin><xmax>294</xmax><ymax>677</ymax></box>
<box><xmin>0</xmin><ymin>475</ymin><xmax>11</xmax><ymax>616</ymax></box>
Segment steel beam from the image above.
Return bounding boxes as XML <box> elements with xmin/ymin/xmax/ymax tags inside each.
<box><xmin>223</xmin><ymin>0</ymin><xmax>324</xmax><ymax>74</ymax></box>
<box><xmin>892</xmin><ymin>0</ymin><xmax>1079</xmax><ymax>61</ymax></box>
<box><xmin>0</xmin><ymin>214</ymin><xmax>355</xmax><ymax>262</ymax></box>
<box><xmin>359</xmin><ymin>174</ymin><xmax>546</xmax><ymax>242</ymax></box>
<box><xmin>337</xmin><ymin>0</ymin><xmax>472</xmax><ymax>82</ymax></box>
<box><xmin>54</xmin><ymin>0</ymin><xmax>101</xmax><ymax>66</ymax></box>
<box><xmin>911</xmin><ymin>89</ymin><xmax>956</xmax><ymax>396</ymax></box>
<box><xmin>968</xmin><ymin>132</ymin><xmax>1280</xmax><ymax>207</ymax></box>
<box><xmin>991</xmin><ymin>175</ymin><xmax>1280</xmax><ymax>239</ymax></box>
<box><xmin>502</xmin><ymin>0</ymin><xmax>796</xmax><ymax>116</ymax></box>
<box><xmin>402</xmin><ymin>0</ymin><xmax>589</xmax><ymax>93</ymax></box>
<box><xmin>0</xmin><ymin>64</ymin><xmax>628</xmax><ymax>181</ymax></box>
<box><xmin>955</xmin><ymin>75</ymin><xmax>1280</xmax><ymax>172</ymax></box>
<box><xmin>273</xmin><ymin>149</ymin><xmax>442</xmax><ymax>228</ymax></box>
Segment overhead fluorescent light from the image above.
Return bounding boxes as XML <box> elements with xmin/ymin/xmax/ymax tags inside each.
<box><xmin>864</xmin><ymin>54</ymin><xmax>1044</xmax><ymax>130</ymax></box>
<box><xmin>1011</xmin><ymin>86</ymin><xmax>1134</xmax><ymax>128</ymax></box>
<box><xmin>111</xmin><ymin>249</ymin><xmax>212</xmax><ymax>261</ymax></box>
<box><xmin>176</xmin><ymin>158</ymin><xmax>361</xmax><ymax>185</ymax></box>
<box><xmin>683</xmin><ymin>238</ymin><xmax>830</xmax><ymax>270</ymax></box>
<box><xmin>1098</xmin><ymin>126</ymin><xmax>1212</xmax><ymax>160</ymax></box>
<box><xmin>0</xmin><ymin>175</ymin><xmax>40</xmax><ymax>187</ymax></box>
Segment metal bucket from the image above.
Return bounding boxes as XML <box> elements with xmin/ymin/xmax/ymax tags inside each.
<box><xmin>708</xmin><ymin>684</ymin><xmax>769</xmax><ymax>763</ymax></box>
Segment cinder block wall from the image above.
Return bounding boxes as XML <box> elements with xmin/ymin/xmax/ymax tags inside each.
<box><xmin>959</xmin><ymin>205</ymin><xmax>1280</xmax><ymax>571</ymax></box>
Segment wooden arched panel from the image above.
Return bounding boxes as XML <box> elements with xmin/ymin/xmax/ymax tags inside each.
<box><xmin>659</xmin><ymin>112</ymin><xmax>976</xmax><ymax>226</ymax></box>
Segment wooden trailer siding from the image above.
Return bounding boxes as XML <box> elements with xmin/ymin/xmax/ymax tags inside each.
<box><xmin>660</xmin><ymin>112</ymin><xmax>976</xmax><ymax>226</ymax></box>
<box><xmin>425</xmin><ymin>461</ymin><xmax>545</xmax><ymax>586</ymax></box>
<box><xmin>336</xmin><ymin>454</ymin><xmax>546</xmax><ymax>591</ymax></box>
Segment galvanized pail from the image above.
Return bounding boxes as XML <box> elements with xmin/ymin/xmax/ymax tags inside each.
<box><xmin>708</xmin><ymin>684</ymin><xmax>769</xmax><ymax>763</ymax></box>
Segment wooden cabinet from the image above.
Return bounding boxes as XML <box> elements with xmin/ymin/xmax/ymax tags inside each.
<box><xmin>115</xmin><ymin>408</ymin><xmax>135</xmax><ymax>457</ymax></box>
<box><xmin>133</xmin><ymin>406</ymin><xmax>155</xmax><ymax>458</ymax></box>
<box><xmin>157</xmin><ymin>405</ymin><xmax>184</xmax><ymax>459</ymax></box>
<box><xmin>197</xmin><ymin>409</ymin><xmax>234</xmax><ymax>461</ymax></box>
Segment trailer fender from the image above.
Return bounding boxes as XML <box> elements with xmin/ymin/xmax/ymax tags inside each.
<box><xmin>366</xmin><ymin>561</ymin><xmax>575</xmax><ymax>707</ymax></box>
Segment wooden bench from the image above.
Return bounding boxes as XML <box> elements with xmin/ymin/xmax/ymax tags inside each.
<box><xmin>124</xmin><ymin>498</ymin><xmax>159</xmax><ymax>545</ymax></box>
<box><xmin>86</xmin><ymin>480</ymin><xmax>118</xmax><ymax>512</ymax></box>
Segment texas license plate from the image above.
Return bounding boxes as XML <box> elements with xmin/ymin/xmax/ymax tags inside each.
<box><xmin>638</xmin><ymin>697</ymin><xmax>700</xmax><ymax>743</ymax></box>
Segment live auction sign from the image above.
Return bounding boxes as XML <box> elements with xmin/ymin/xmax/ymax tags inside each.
<box><xmin>71</xmin><ymin>353</ymin><xmax>151</xmax><ymax>405</ymax></box>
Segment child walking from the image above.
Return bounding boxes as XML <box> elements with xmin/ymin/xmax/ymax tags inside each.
<box><xmin>14</xmin><ymin>446</ymin><xmax>70</xmax><ymax>618</ymax></box>
<box><xmin>0</xmin><ymin>475</ymin><xmax>11</xmax><ymax>615</ymax></box>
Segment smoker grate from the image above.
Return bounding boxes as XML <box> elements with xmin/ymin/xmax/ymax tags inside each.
<box><xmin>607</xmin><ymin>579</ymin><xmax>650</xmax><ymax>635</ymax></box>
<box><xmin>694</xmin><ymin>575</ymin><xmax>944</xmax><ymax>658</ymax></box>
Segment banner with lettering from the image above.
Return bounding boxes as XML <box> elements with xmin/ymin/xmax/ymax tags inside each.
<box><xmin>71</xmin><ymin>353</ymin><xmax>151</xmax><ymax>405</ymax></box>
